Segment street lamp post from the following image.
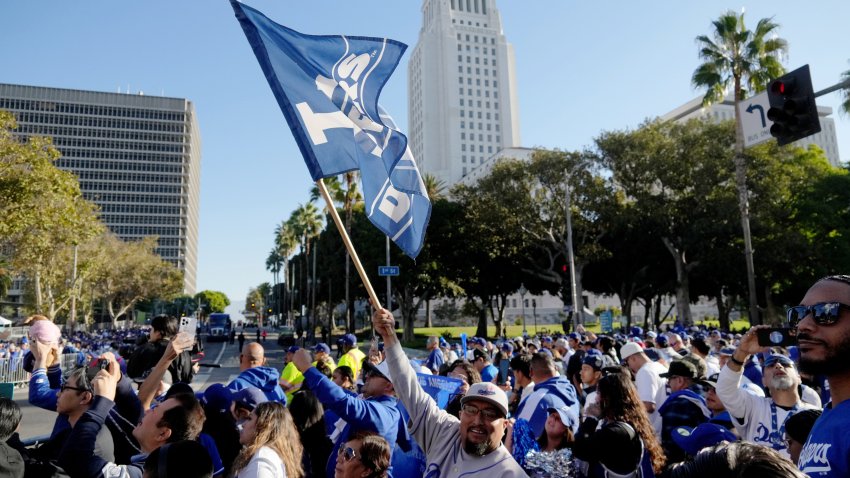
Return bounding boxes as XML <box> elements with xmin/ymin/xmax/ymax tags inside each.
<box><xmin>532</xmin><ymin>299</ymin><xmax>537</xmax><ymax>335</ymax></box>
<box><xmin>519</xmin><ymin>283</ymin><xmax>528</xmax><ymax>337</ymax></box>
<box><xmin>565</xmin><ymin>167</ymin><xmax>582</xmax><ymax>331</ymax></box>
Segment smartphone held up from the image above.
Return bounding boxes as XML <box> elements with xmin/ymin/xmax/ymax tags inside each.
<box><xmin>756</xmin><ymin>327</ymin><xmax>797</xmax><ymax>347</ymax></box>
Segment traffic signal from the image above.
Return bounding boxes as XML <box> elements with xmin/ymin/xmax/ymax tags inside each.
<box><xmin>766</xmin><ymin>64</ymin><xmax>820</xmax><ymax>146</ymax></box>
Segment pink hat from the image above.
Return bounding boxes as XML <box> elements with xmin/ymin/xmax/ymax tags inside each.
<box><xmin>28</xmin><ymin>319</ymin><xmax>61</xmax><ymax>345</ymax></box>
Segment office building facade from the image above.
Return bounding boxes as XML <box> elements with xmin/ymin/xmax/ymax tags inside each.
<box><xmin>662</xmin><ymin>96</ymin><xmax>842</xmax><ymax>167</ymax></box>
<box><xmin>0</xmin><ymin>83</ymin><xmax>201</xmax><ymax>295</ymax></box>
<box><xmin>408</xmin><ymin>0</ymin><xmax>521</xmax><ymax>188</ymax></box>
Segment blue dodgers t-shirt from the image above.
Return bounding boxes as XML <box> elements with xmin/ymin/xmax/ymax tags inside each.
<box><xmin>799</xmin><ymin>399</ymin><xmax>850</xmax><ymax>477</ymax></box>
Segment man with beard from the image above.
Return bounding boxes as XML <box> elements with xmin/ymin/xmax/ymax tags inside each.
<box><xmin>717</xmin><ymin>330</ymin><xmax>819</xmax><ymax>460</ymax></box>
<box><xmin>792</xmin><ymin>274</ymin><xmax>850</xmax><ymax>477</ymax></box>
<box><xmin>372</xmin><ymin>308</ymin><xmax>526</xmax><ymax>477</ymax></box>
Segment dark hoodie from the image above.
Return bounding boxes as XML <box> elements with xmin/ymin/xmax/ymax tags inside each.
<box><xmin>226</xmin><ymin>366</ymin><xmax>286</xmax><ymax>403</ymax></box>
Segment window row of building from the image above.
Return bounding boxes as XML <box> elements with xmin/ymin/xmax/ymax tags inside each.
<box><xmin>9</xmin><ymin>111</ymin><xmax>186</xmax><ymax>133</ymax></box>
<box><xmin>457</xmin><ymin>55</ymin><xmax>496</xmax><ymax>67</ymax></box>
<box><xmin>458</xmin><ymin>77</ymin><xmax>498</xmax><ymax>88</ymax></box>
<box><xmin>100</xmin><ymin>214</ymin><xmax>183</xmax><ymax>226</ymax></box>
<box><xmin>0</xmin><ymin>98</ymin><xmax>186</xmax><ymax>122</ymax></box>
<box><xmin>58</xmin><ymin>158</ymin><xmax>184</xmax><ymax>174</ymax></box>
<box><xmin>100</xmin><ymin>203</ymin><xmax>183</xmax><ymax>215</ymax></box>
<box><xmin>458</xmin><ymin>66</ymin><xmax>498</xmax><ymax>78</ymax></box>
<box><xmin>79</xmin><ymin>181</ymin><xmax>183</xmax><ymax>194</ymax></box>
<box><xmin>461</xmin><ymin>132</ymin><xmax>500</xmax><ymax>142</ymax></box>
<box><xmin>459</xmin><ymin>120</ymin><xmax>499</xmax><ymax>131</ymax></box>
<box><xmin>451</xmin><ymin>0</ymin><xmax>489</xmax><ymax>14</ymax></box>
<box><xmin>461</xmin><ymin>144</ymin><xmax>495</xmax><ymax>154</ymax></box>
<box><xmin>76</xmin><ymin>170</ymin><xmax>184</xmax><ymax>184</ymax></box>
<box><xmin>85</xmin><ymin>193</ymin><xmax>183</xmax><ymax>204</ymax></box>
<box><xmin>111</xmin><ymin>225</ymin><xmax>184</xmax><ymax>237</ymax></box>
<box><xmin>20</xmin><ymin>124</ymin><xmax>186</xmax><ymax>143</ymax></box>
<box><xmin>49</xmin><ymin>137</ymin><xmax>186</xmax><ymax>153</ymax></box>
<box><xmin>62</xmin><ymin>148</ymin><xmax>186</xmax><ymax>163</ymax></box>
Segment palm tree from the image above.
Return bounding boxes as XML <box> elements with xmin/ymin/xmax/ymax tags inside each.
<box><xmin>423</xmin><ymin>173</ymin><xmax>446</xmax><ymax>201</ymax></box>
<box><xmin>692</xmin><ymin>11</ymin><xmax>787</xmax><ymax>325</ymax></box>
<box><xmin>311</xmin><ymin>172</ymin><xmax>363</xmax><ymax>332</ymax></box>
<box><xmin>265</xmin><ymin>247</ymin><xmax>284</xmax><ymax>322</ymax></box>
<box><xmin>274</xmin><ymin>221</ymin><xmax>298</xmax><ymax>325</ymax></box>
<box><xmin>288</xmin><ymin>203</ymin><xmax>323</xmax><ymax>337</ymax></box>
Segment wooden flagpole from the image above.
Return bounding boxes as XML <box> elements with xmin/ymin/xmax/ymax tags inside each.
<box><xmin>316</xmin><ymin>178</ymin><xmax>382</xmax><ymax>311</ymax></box>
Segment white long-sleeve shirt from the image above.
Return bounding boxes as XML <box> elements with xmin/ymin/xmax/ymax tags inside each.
<box><xmin>716</xmin><ymin>364</ymin><xmax>817</xmax><ymax>459</ymax></box>
<box><xmin>236</xmin><ymin>446</ymin><xmax>286</xmax><ymax>478</ymax></box>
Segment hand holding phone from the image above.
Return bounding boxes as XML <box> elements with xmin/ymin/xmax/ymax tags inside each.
<box><xmin>178</xmin><ymin>317</ymin><xmax>197</xmax><ymax>343</ymax></box>
<box><xmin>756</xmin><ymin>327</ymin><xmax>797</xmax><ymax>347</ymax></box>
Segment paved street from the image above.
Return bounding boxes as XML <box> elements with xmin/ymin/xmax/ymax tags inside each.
<box><xmin>13</xmin><ymin>330</ymin><xmax>287</xmax><ymax>441</ymax></box>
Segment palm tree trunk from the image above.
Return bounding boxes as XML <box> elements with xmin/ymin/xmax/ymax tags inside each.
<box><xmin>733</xmin><ymin>86</ymin><xmax>761</xmax><ymax>325</ymax></box>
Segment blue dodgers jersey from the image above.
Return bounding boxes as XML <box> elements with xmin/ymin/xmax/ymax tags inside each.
<box><xmin>798</xmin><ymin>400</ymin><xmax>850</xmax><ymax>477</ymax></box>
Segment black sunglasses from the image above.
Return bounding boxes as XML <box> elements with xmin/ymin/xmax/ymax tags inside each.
<box><xmin>339</xmin><ymin>446</ymin><xmax>359</xmax><ymax>462</ymax></box>
<box><xmin>787</xmin><ymin>302</ymin><xmax>850</xmax><ymax>328</ymax></box>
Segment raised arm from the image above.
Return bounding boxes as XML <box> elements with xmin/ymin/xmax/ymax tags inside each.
<box><xmin>372</xmin><ymin>308</ymin><xmax>458</xmax><ymax>453</ymax></box>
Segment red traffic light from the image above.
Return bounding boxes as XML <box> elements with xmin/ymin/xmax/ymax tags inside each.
<box><xmin>770</xmin><ymin>76</ymin><xmax>797</xmax><ymax>97</ymax></box>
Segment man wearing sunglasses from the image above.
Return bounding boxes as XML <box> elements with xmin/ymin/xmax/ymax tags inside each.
<box><xmin>793</xmin><ymin>274</ymin><xmax>850</xmax><ymax>477</ymax></box>
<box><xmin>372</xmin><ymin>308</ymin><xmax>527</xmax><ymax>478</ymax></box>
<box><xmin>716</xmin><ymin>328</ymin><xmax>818</xmax><ymax>460</ymax></box>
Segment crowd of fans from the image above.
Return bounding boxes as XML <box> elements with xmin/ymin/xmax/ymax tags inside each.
<box><xmin>0</xmin><ymin>274</ymin><xmax>848</xmax><ymax>477</ymax></box>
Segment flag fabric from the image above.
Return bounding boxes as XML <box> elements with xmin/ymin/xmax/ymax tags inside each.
<box><xmin>231</xmin><ymin>0</ymin><xmax>431</xmax><ymax>258</ymax></box>
<box><xmin>417</xmin><ymin>373</ymin><xmax>464</xmax><ymax>408</ymax></box>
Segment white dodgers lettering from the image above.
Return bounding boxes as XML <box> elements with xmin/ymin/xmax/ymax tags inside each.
<box><xmin>295</xmin><ymin>51</ymin><xmax>386</xmax><ymax>154</ymax></box>
<box><xmin>799</xmin><ymin>442</ymin><xmax>832</xmax><ymax>474</ymax></box>
<box><xmin>377</xmin><ymin>185</ymin><xmax>410</xmax><ymax>223</ymax></box>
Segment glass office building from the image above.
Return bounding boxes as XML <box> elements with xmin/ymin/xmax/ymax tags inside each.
<box><xmin>0</xmin><ymin>83</ymin><xmax>201</xmax><ymax>294</ymax></box>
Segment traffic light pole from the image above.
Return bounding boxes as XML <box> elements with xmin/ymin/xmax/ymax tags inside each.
<box><xmin>814</xmin><ymin>78</ymin><xmax>850</xmax><ymax>98</ymax></box>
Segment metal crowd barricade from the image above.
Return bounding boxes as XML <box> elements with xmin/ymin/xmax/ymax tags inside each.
<box><xmin>0</xmin><ymin>353</ymin><xmax>83</xmax><ymax>388</ymax></box>
<box><xmin>0</xmin><ymin>357</ymin><xmax>28</xmax><ymax>385</ymax></box>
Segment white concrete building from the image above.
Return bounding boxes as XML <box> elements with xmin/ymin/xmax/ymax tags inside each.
<box><xmin>662</xmin><ymin>96</ymin><xmax>841</xmax><ymax>167</ymax></box>
<box><xmin>408</xmin><ymin>0</ymin><xmax>521</xmax><ymax>188</ymax></box>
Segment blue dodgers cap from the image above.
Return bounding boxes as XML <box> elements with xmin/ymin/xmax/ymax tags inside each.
<box><xmin>342</xmin><ymin>334</ymin><xmax>357</xmax><ymax>346</ymax></box>
<box><xmin>764</xmin><ymin>354</ymin><xmax>795</xmax><ymax>368</ymax></box>
<box><xmin>547</xmin><ymin>406</ymin><xmax>579</xmax><ymax>430</ymax></box>
<box><xmin>630</xmin><ymin>326</ymin><xmax>644</xmax><ymax>337</ymax></box>
<box><xmin>672</xmin><ymin>423</ymin><xmax>736</xmax><ymax>456</ymax></box>
<box><xmin>232</xmin><ymin>386</ymin><xmax>268</xmax><ymax>411</ymax></box>
<box><xmin>286</xmin><ymin>346</ymin><xmax>300</xmax><ymax>354</ymax></box>
<box><xmin>201</xmin><ymin>383</ymin><xmax>234</xmax><ymax>414</ymax></box>
<box><xmin>313</xmin><ymin>343</ymin><xmax>330</xmax><ymax>354</ymax></box>
<box><xmin>582</xmin><ymin>353</ymin><xmax>605</xmax><ymax>371</ymax></box>
<box><xmin>655</xmin><ymin>335</ymin><xmax>669</xmax><ymax>346</ymax></box>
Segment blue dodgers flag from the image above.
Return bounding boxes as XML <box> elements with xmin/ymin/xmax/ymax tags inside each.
<box><xmin>417</xmin><ymin>373</ymin><xmax>464</xmax><ymax>409</ymax></box>
<box><xmin>231</xmin><ymin>1</ymin><xmax>430</xmax><ymax>258</ymax></box>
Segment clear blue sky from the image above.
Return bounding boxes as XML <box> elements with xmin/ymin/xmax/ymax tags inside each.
<box><xmin>2</xmin><ymin>1</ymin><xmax>848</xmax><ymax>309</ymax></box>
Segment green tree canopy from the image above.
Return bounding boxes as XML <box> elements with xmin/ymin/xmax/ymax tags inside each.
<box><xmin>195</xmin><ymin>290</ymin><xmax>230</xmax><ymax>314</ymax></box>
